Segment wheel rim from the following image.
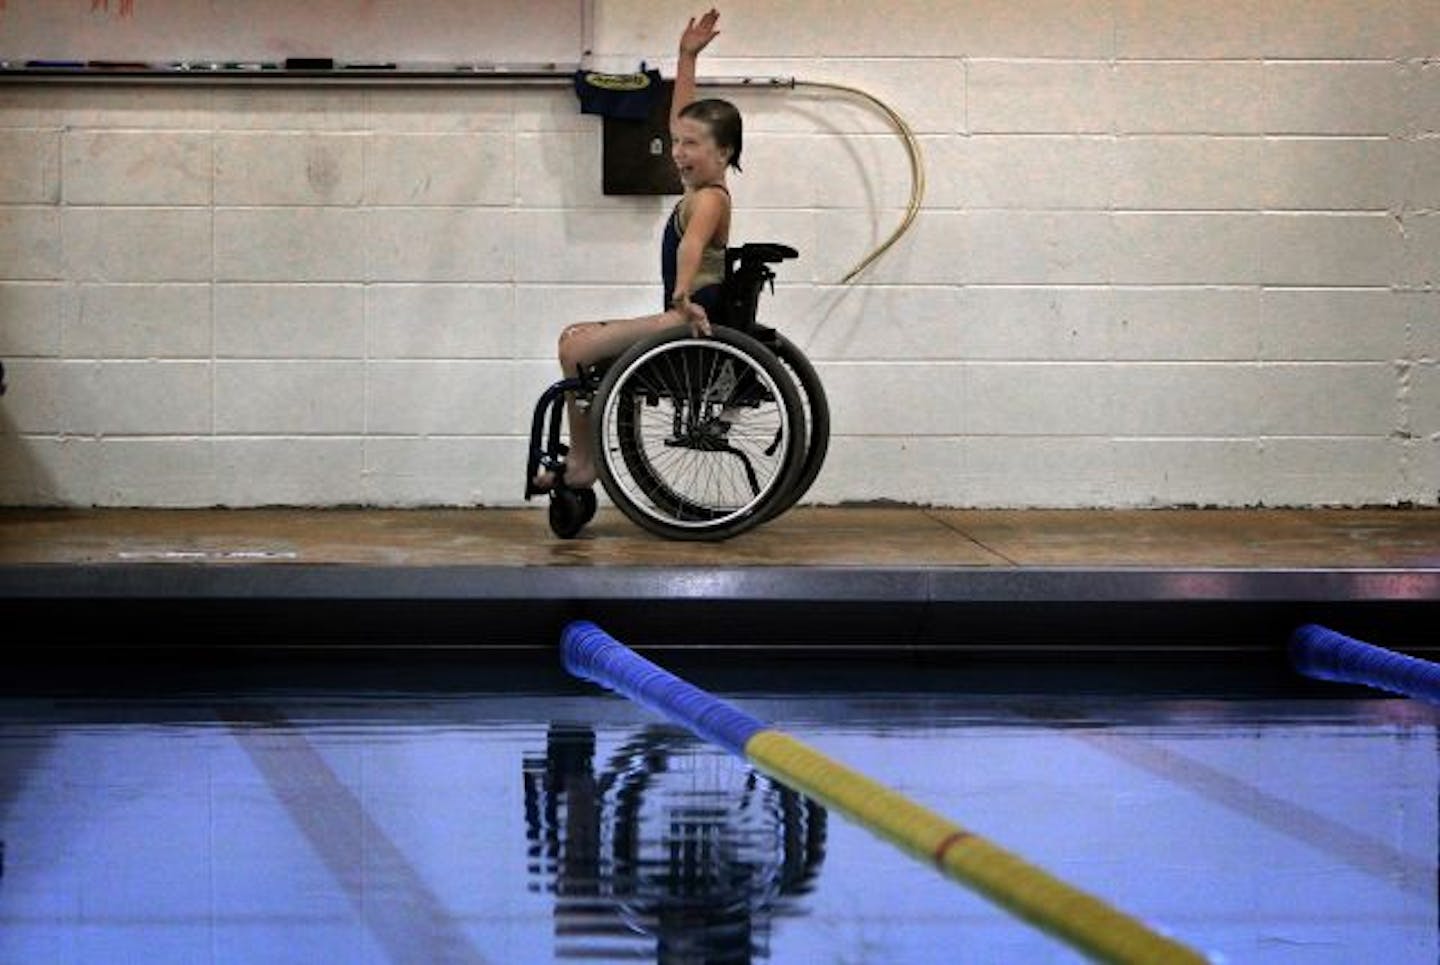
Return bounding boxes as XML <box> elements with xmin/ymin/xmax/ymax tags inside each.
<box><xmin>600</xmin><ymin>339</ymin><xmax>794</xmax><ymax>531</ymax></box>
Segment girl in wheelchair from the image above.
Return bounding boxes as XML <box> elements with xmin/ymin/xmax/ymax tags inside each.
<box><xmin>527</xmin><ymin>9</ymin><xmax>825</xmax><ymax>540</ymax></box>
<box><xmin>533</xmin><ymin>8</ymin><xmax>736</xmax><ymax>494</ymax></box>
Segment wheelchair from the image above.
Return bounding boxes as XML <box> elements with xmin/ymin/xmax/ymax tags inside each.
<box><xmin>525</xmin><ymin>243</ymin><xmax>829</xmax><ymax>541</ymax></box>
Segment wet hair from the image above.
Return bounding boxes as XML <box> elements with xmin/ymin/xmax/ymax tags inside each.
<box><xmin>679</xmin><ymin>98</ymin><xmax>743</xmax><ymax>172</ymax></box>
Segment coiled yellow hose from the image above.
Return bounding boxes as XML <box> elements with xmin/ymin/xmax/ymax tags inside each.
<box><xmin>705</xmin><ymin>75</ymin><xmax>927</xmax><ymax>284</ymax></box>
<box><xmin>791</xmin><ymin>79</ymin><xmax>927</xmax><ymax>284</ymax></box>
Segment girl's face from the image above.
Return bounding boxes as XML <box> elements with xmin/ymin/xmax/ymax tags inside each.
<box><xmin>671</xmin><ymin>116</ymin><xmax>730</xmax><ymax>188</ymax></box>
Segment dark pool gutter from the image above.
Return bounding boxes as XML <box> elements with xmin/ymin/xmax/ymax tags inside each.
<box><xmin>3</xmin><ymin>564</ymin><xmax>1437</xmax><ymax>658</ymax></box>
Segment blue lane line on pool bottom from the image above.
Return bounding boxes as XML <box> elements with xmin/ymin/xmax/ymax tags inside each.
<box><xmin>1291</xmin><ymin>624</ymin><xmax>1440</xmax><ymax>707</ymax></box>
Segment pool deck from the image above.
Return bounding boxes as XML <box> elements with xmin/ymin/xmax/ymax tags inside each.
<box><xmin>3</xmin><ymin>505</ymin><xmax>1439</xmax><ymax>658</ymax></box>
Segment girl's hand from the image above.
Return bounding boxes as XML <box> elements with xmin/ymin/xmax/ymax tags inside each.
<box><xmin>681</xmin><ymin>300</ymin><xmax>712</xmax><ymax>338</ymax></box>
<box><xmin>679</xmin><ymin>9</ymin><xmax>720</xmax><ymax>57</ymax></box>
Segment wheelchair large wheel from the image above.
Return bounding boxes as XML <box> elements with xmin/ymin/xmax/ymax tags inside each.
<box><xmin>592</xmin><ymin>327</ymin><xmax>806</xmax><ymax>540</ymax></box>
<box><xmin>764</xmin><ymin>334</ymin><xmax>829</xmax><ymax>520</ymax></box>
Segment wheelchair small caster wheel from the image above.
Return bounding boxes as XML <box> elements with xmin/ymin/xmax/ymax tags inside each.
<box><xmin>548</xmin><ymin>486</ymin><xmax>597</xmax><ymax>539</ymax></box>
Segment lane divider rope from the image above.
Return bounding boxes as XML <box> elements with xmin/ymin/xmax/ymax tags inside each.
<box><xmin>1291</xmin><ymin>623</ymin><xmax>1440</xmax><ymax>707</ymax></box>
<box><xmin>561</xmin><ymin>619</ymin><xmax>1206</xmax><ymax>965</ymax></box>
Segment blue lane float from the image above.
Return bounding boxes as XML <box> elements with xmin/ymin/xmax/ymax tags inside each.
<box><xmin>561</xmin><ymin>619</ymin><xmax>768</xmax><ymax>756</ymax></box>
<box><xmin>561</xmin><ymin>619</ymin><xmax>1207</xmax><ymax>965</ymax></box>
<box><xmin>1290</xmin><ymin>624</ymin><xmax>1440</xmax><ymax>707</ymax></box>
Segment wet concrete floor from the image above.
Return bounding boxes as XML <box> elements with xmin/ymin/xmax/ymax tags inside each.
<box><xmin>2</xmin><ymin>505</ymin><xmax>1439</xmax><ymax>569</ymax></box>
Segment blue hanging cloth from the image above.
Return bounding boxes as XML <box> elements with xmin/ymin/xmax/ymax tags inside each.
<box><xmin>573</xmin><ymin>64</ymin><xmax>663</xmax><ymax>120</ymax></box>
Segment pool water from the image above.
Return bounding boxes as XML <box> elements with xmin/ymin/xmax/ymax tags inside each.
<box><xmin>0</xmin><ymin>664</ymin><xmax>1434</xmax><ymax>964</ymax></box>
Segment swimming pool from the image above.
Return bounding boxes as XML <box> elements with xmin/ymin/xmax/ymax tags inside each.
<box><xmin>0</xmin><ymin>658</ymin><xmax>1434</xmax><ymax>964</ymax></box>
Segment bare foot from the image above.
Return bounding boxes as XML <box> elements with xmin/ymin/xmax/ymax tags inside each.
<box><xmin>563</xmin><ymin>459</ymin><xmax>597</xmax><ymax>489</ymax></box>
<box><xmin>533</xmin><ymin>460</ymin><xmax>596</xmax><ymax>491</ymax></box>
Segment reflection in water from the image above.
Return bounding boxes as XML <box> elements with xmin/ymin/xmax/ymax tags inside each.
<box><xmin>524</xmin><ymin>723</ymin><xmax>826</xmax><ymax>963</ymax></box>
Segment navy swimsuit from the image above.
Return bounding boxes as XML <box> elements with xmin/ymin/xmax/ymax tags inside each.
<box><xmin>660</xmin><ymin>190</ymin><xmax>728</xmax><ymax>324</ymax></box>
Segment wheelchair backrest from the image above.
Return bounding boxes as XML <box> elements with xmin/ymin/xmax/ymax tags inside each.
<box><xmin>720</xmin><ymin>243</ymin><xmax>798</xmax><ymax>332</ymax></box>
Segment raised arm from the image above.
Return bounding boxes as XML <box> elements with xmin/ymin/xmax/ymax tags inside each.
<box><xmin>671</xmin><ymin>9</ymin><xmax>720</xmax><ymax>129</ymax></box>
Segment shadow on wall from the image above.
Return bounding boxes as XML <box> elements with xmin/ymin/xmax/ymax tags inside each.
<box><xmin>0</xmin><ymin>362</ymin><xmax>62</xmax><ymax>507</ymax></box>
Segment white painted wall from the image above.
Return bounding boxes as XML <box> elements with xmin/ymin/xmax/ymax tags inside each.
<box><xmin>0</xmin><ymin>0</ymin><xmax>1436</xmax><ymax>508</ymax></box>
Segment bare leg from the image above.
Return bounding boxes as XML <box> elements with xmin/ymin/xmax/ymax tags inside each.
<box><xmin>538</xmin><ymin>311</ymin><xmax>682</xmax><ymax>490</ymax></box>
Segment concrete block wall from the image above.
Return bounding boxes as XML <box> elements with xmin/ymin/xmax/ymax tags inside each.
<box><xmin>0</xmin><ymin>0</ymin><xmax>1436</xmax><ymax>508</ymax></box>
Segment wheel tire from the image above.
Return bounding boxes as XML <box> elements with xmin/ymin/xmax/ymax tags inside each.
<box><xmin>575</xmin><ymin>487</ymin><xmax>598</xmax><ymax>528</ymax></box>
<box><xmin>548</xmin><ymin>487</ymin><xmax>591</xmax><ymax>539</ymax></box>
<box><xmin>763</xmin><ymin>334</ymin><xmax>830</xmax><ymax>520</ymax></box>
